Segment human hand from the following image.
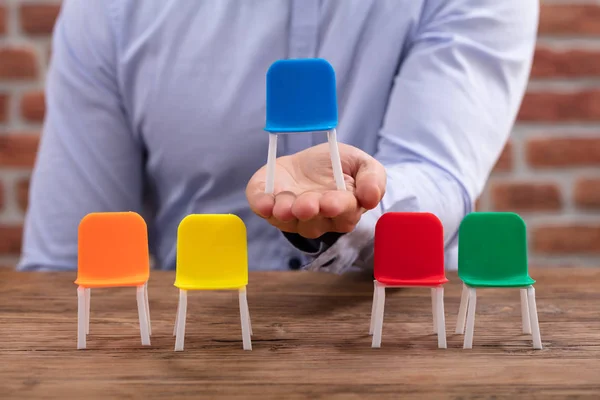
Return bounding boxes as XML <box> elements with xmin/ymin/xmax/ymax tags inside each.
<box><xmin>246</xmin><ymin>143</ymin><xmax>386</xmax><ymax>238</ymax></box>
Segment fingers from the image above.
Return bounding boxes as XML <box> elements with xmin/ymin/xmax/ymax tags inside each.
<box><xmin>269</xmin><ymin>218</ymin><xmax>299</xmax><ymax>234</ymax></box>
<box><xmin>268</xmin><ymin>191</ymin><xmax>361</xmax><ymax>239</ymax></box>
<box><xmin>296</xmin><ymin>217</ymin><xmax>335</xmax><ymax>239</ymax></box>
<box><xmin>248</xmin><ymin>192</ymin><xmax>275</xmax><ymax>218</ymax></box>
<box><xmin>292</xmin><ymin>192</ymin><xmax>321</xmax><ymax>221</ymax></box>
<box><xmin>295</xmin><ymin>191</ymin><xmax>360</xmax><ymax>237</ymax></box>
<box><xmin>332</xmin><ymin>209</ymin><xmax>362</xmax><ymax>233</ymax></box>
<box><xmin>273</xmin><ymin>192</ymin><xmax>333</xmax><ymax>239</ymax></box>
<box><xmin>321</xmin><ymin>191</ymin><xmax>362</xmax><ymax>231</ymax></box>
<box><xmin>246</xmin><ymin>168</ymin><xmax>275</xmax><ymax>218</ymax></box>
<box><xmin>354</xmin><ymin>155</ymin><xmax>386</xmax><ymax>210</ymax></box>
<box><xmin>272</xmin><ymin>191</ymin><xmax>297</xmax><ymax>222</ymax></box>
<box><xmin>320</xmin><ymin>191</ymin><xmax>361</xmax><ymax>231</ymax></box>
<box><xmin>320</xmin><ymin>190</ymin><xmax>357</xmax><ymax>218</ymax></box>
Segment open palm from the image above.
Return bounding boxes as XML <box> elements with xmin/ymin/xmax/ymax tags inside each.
<box><xmin>246</xmin><ymin>143</ymin><xmax>386</xmax><ymax>238</ymax></box>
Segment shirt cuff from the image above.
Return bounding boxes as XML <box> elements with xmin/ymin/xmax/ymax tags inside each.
<box><xmin>295</xmin><ymin>207</ymin><xmax>380</xmax><ymax>274</ymax></box>
<box><xmin>281</xmin><ymin>231</ymin><xmax>344</xmax><ymax>256</ymax></box>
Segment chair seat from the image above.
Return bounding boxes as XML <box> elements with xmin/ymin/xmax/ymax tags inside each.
<box><xmin>461</xmin><ymin>275</ymin><xmax>535</xmax><ymax>288</ymax></box>
<box><xmin>174</xmin><ymin>282</ymin><xmax>247</xmax><ymax>291</ymax></box>
<box><xmin>74</xmin><ymin>275</ymin><xmax>148</xmax><ymax>288</ymax></box>
<box><xmin>377</xmin><ymin>276</ymin><xmax>449</xmax><ymax>287</ymax></box>
<box><xmin>264</xmin><ymin>123</ymin><xmax>335</xmax><ymax>133</ymax></box>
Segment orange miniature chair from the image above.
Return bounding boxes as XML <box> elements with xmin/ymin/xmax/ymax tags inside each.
<box><xmin>75</xmin><ymin>212</ymin><xmax>151</xmax><ymax>349</ymax></box>
<box><xmin>173</xmin><ymin>214</ymin><xmax>252</xmax><ymax>351</ymax></box>
<box><xmin>369</xmin><ymin>212</ymin><xmax>448</xmax><ymax>349</ymax></box>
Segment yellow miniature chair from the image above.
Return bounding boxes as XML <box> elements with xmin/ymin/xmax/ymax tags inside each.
<box><xmin>173</xmin><ymin>214</ymin><xmax>252</xmax><ymax>351</ymax></box>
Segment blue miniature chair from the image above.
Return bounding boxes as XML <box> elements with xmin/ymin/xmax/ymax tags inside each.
<box><xmin>455</xmin><ymin>212</ymin><xmax>542</xmax><ymax>350</ymax></box>
<box><xmin>264</xmin><ymin>58</ymin><xmax>346</xmax><ymax>193</ymax></box>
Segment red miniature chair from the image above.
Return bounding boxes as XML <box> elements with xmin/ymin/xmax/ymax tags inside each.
<box><xmin>369</xmin><ymin>212</ymin><xmax>448</xmax><ymax>348</ymax></box>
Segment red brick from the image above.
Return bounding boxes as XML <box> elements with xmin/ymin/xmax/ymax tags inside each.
<box><xmin>518</xmin><ymin>90</ymin><xmax>600</xmax><ymax>122</ymax></box>
<box><xmin>574</xmin><ymin>178</ymin><xmax>600</xmax><ymax>210</ymax></box>
<box><xmin>16</xmin><ymin>178</ymin><xmax>29</xmax><ymax>212</ymax></box>
<box><xmin>492</xmin><ymin>142</ymin><xmax>513</xmax><ymax>172</ymax></box>
<box><xmin>531</xmin><ymin>47</ymin><xmax>600</xmax><ymax>78</ymax></box>
<box><xmin>0</xmin><ymin>134</ymin><xmax>40</xmax><ymax>167</ymax></box>
<box><xmin>0</xmin><ymin>94</ymin><xmax>7</xmax><ymax>123</ymax></box>
<box><xmin>532</xmin><ymin>224</ymin><xmax>600</xmax><ymax>254</ymax></box>
<box><xmin>491</xmin><ymin>182</ymin><xmax>562</xmax><ymax>212</ymax></box>
<box><xmin>526</xmin><ymin>138</ymin><xmax>600</xmax><ymax>168</ymax></box>
<box><xmin>20</xmin><ymin>4</ymin><xmax>61</xmax><ymax>35</ymax></box>
<box><xmin>0</xmin><ymin>47</ymin><xmax>37</xmax><ymax>80</ymax></box>
<box><xmin>0</xmin><ymin>5</ymin><xmax>6</xmax><ymax>34</ymax></box>
<box><xmin>539</xmin><ymin>4</ymin><xmax>600</xmax><ymax>35</ymax></box>
<box><xmin>0</xmin><ymin>225</ymin><xmax>23</xmax><ymax>255</ymax></box>
<box><xmin>21</xmin><ymin>91</ymin><xmax>45</xmax><ymax>122</ymax></box>
<box><xmin>0</xmin><ymin>180</ymin><xmax>4</xmax><ymax>212</ymax></box>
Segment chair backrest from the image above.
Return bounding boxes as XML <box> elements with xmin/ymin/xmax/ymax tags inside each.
<box><xmin>458</xmin><ymin>212</ymin><xmax>529</xmax><ymax>283</ymax></box>
<box><xmin>77</xmin><ymin>212</ymin><xmax>149</xmax><ymax>283</ymax></box>
<box><xmin>374</xmin><ymin>212</ymin><xmax>445</xmax><ymax>282</ymax></box>
<box><xmin>264</xmin><ymin>58</ymin><xmax>338</xmax><ymax>133</ymax></box>
<box><xmin>175</xmin><ymin>214</ymin><xmax>248</xmax><ymax>289</ymax></box>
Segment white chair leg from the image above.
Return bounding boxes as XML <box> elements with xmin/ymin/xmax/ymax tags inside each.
<box><xmin>431</xmin><ymin>288</ymin><xmax>437</xmax><ymax>334</ymax></box>
<box><xmin>371</xmin><ymin>284</ymin><xmax>386</xmax><ymax>348</ymax></box>
<box><xmin>145</xmin><ymin>282</ymin><xmax>152</xmax><ymax>336</ymax></box>
<box><xmin>436</xmin><ymin>287</ymin><xmax>447</xmax><ymax>349</ymax></box>
<box><xmin>173</xmin><ymin>294</ymin><xmax>180</xmax><ymax>336</ymax></box>
<box><xmin>246</xmin><ymin>293</ymin><xmax>253</xmax><ymax>336</ymax></box>
<box><xmin>265</xmin><ymin>133</ymin><xmax>278</xmax><ymax>194</ymax></box>
<box><xmin>77</xmin><ymin>286</ymin><xmax>86</xmax><ymax>349</ymax></box>
<box><xmin>136</xmin><ymin>285</ymin><xmax>151</xmax><ymax>346</ymax></box>
<box><xmin>85</xmin><ymin>288</ymin><xmax>91</xmax><ymax>335</ymax></box>
<box><xmin>520</xmin><ymin>288</ymin><xmax>531</xmax><ymax>334</ymax></box>
<box><xmin>455</xmin><ymin>283</ymin><xmax>469</xmax><ymax>334</ymax></box>
<box><xmin>527</xmin><ymin>286</ymin><xmax>542</xmax><ymax>350</ymax></box>
<box><xmin>369</xmin><ymin>280</ymin><xmax>378</xmax><ymax>335</ymax></box>
<box><xmin>174</xmin><ymin>290</ymin><xmax>188</xmax><ymax>351</ymax></box>
<box><xmin>463</xmin><ymin>287</ymin><xmax>477</xmax><ymax>349</ymax></box>
<box><xmin>327</xmin><ymin>128</ymin><xmax>346</xmax><ymax>191</ymax></box>
<box><xmin>238</xmin><ymin>287</ymin><xmax>252</xmax><ymax>350</ymax></box>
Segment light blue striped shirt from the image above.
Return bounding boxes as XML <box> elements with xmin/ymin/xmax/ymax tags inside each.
<box><xmin>18</xmin><ymin>0</ymin><xmax>538</xmax><ymax>272</ymax></box>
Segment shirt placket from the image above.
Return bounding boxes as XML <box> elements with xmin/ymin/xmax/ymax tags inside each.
<box><xmin>279</xmin><ymin>0</ymin><xmax>321</xmax><ymax>269</ymax></box>
<box><xmin>284</xmin><ymin>0</ymin><xmax>320</xmax><ymax>155</ymax></box>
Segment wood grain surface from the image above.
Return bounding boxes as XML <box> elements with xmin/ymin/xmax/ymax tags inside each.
<box><xmin>0</xmin><ymin>268</ymin><xmax>599</xmax><ymax>399</ymax></box>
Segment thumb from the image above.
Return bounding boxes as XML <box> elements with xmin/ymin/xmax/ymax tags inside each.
<box><xmin>354</xmin><ymin>154</ymin><xmax>386</xmax><ymax>210</ymax></box>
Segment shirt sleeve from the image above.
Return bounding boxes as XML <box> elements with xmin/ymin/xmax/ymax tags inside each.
<box><xmin>17</xmin><ymin>0</ymin><xmax>145</xmax><ymax>271</ymax></box>
<box><xmin>287</xmin><ymin>0</ymin><xmax>538</xmax><ymax>273</ymax></box>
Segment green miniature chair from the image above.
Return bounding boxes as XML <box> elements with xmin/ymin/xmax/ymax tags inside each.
<box><xmin>455</xmin><ymin>212</ymin><xmax>542</xmax><ymax>350</ymax></box>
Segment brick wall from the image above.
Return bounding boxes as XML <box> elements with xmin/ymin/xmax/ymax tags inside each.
<box><xmin>0</xmin><ymin>1</ymin><xmax>56</xmax><ymax>266</ymax></box>
<box><xmin>0</xmin><ymin>1</ymin><xmax>599</xmax><ymax>268</ymax></box>
<box><xmin>477</xmin><ymin>2</ymin><xmax>600</xmax><ymax>267</ymax></box>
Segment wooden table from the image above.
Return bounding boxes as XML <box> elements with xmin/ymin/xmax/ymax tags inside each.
<box><xmin>0</xmin><ymin>268</ymin><xmax>599</xmax><ymax>399</ymax></box>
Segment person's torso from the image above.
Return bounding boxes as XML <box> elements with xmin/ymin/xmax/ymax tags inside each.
<box><xmin>114</xmin><ymin>0</ymin><xmax>424</xmax><ymax>269</ymax></box>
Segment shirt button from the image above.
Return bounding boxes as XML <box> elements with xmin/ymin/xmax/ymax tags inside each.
<box><xmin>288</xmin><ymin>257</ymin><xmax>302</xmax><ymax>270</ymax></box>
